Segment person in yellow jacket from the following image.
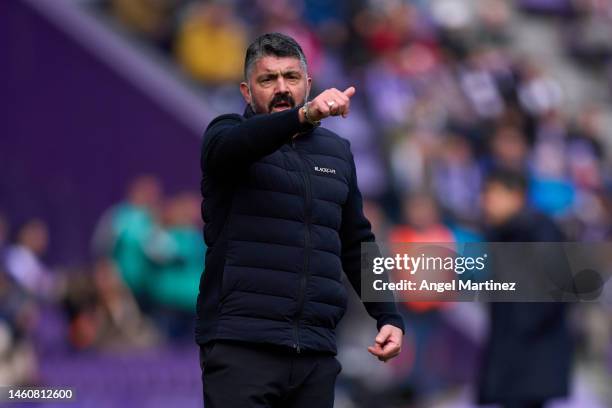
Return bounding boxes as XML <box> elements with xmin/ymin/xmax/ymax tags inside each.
<box><xmin>174</xmin><ymin>3</ymin><xmax>247</xmax><ymax>83</ymax></box>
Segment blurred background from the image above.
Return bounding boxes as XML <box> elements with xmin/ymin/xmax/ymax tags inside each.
<box><xmin>2</xmin><ymin>0</ymin><xmax>612</xmax><ymax>406</ymax></box>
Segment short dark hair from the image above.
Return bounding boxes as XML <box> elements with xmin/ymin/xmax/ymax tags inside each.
<box><xmin>485</xmin><ymin>168</ymin><xmax>528</xmax><ymax>193</ymax></box>
<box><xmin>244</xmin><ymin>33</ymin><xmax>308</xmax><ymax>80</ymax></box>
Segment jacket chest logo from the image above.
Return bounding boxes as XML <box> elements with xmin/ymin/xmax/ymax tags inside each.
<box><xmin>314</xmin><ymin>166</ymin><xmax>336</xmax><ymax>174</ymax></box>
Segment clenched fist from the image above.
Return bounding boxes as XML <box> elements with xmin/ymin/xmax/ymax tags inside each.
<box><xmin>367</xmin><ymin>324</ymin><xmax>403</xmax><ymax>362</ymax></box>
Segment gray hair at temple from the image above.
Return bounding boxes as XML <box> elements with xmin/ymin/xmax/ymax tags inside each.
<box><xmin>243</xmin><ymin>33</ymin><xmax>308</xmax><ymax>81</ymax></box>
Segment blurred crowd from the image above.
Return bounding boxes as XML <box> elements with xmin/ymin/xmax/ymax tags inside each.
<box><xmin>0</xmin><ymin>176</ymin><xmax>204</xmax><ymax>386</ymax></box>
<box><xmin>100</xmin><ymin>0</ymin><xmax>612</xmax><ymax>242</ymax></box>
<box><xmin>2</xmin><ymin>0</ymin><xmax>612</xmax><ymax>406</ymax></box>
<box><xmin>97</xmin><ymin>0</ymin><xmax>612</xmax><ymax>405</ymax></box>
<box><xmin>95</xmin><ymin>0</ymin><xmax>612</xmax><ymax>405</ymax></box>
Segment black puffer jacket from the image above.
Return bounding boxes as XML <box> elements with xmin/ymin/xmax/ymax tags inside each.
<box><xmin>195</xmin><ymin>105</ymin><xmax>404</xmax><ymax>354</ymax></box>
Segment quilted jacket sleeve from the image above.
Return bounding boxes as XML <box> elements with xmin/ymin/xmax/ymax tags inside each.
<box><xmin>339</xmin><ymin>145</ymin><xmax>405</xmax><ymax>333</ymax></box>
<box><xmin>202</xmin><ymin>107</ymin><xmax>302</xmax><ymax>175</ymax></box>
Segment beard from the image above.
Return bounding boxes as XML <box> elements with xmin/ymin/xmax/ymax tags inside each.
<box><xmin>248</xmin><ymin>87</ymin><xmax>309</xmax><ymax>114</ymax></box>
<box><xmin>267</xmin><ymin>93</ymin><xmax>296</xmax><ymax>112</ymax></box>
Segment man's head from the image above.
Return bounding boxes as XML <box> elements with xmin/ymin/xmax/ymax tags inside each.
<box><xmin>403</xmin><ymin>192</ymin><xmax>441</xmax><ymax>230</ymax></box>
<box><xmin>17</xmin><ymin>218</ymin><xmax>49</xmax><ymax>256</ymax></box>
<box><xmin>481</xmin><ymin>169</ymin><xmax>528</xmax><ymax>226</ymax></box>
<box><xmin>240</xmin><ymin>33</ymin><xmax>311</xmax><ymax>114</ymax></box>
<box><xmin>127</xmin><ymin>175</ymin><xmax>162</xmax><ymax>210</ymax></box>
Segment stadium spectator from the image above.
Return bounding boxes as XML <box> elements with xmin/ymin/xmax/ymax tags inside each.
<box><xmin>148</xmin><ymin>192</ymin><xmax>204</xmax><ymax>339</ymax></box>
<box><xmin>109</xmin><ymin>0</ymin><xmax>180</xmax><ymax>51</ymax></box>
<box><xmin>174</xmin><ymin>2</ymin><xmax>247</xmax><ymax>83</ymax></box>
<box><xmin>478</xmin><ymin>169</ymin><xmax>572</xmax><ymax>408</ymax></box>
<box><xmin>63</xmin><ymin>258</ymin><xmax>160</xmax><ymax>350</ymax></box>
<box><xmin>92</xmin><ymin>175</ymin><xmax>164</xmax><ymax>308</ymax></box>
<box><xmin>0</xmin><ymin>217</ymin><xmax>43</xmax><ymax>386</ymax></box>
<box><xmin>388</xmin><ymin>193</ymin><xmax>455</xmax><ymax>312</ymax></box>
<box><xmin>432</xmin><ymin>133</ymin><xmax>482</xmax><ymax>223</ymax></box>
<box><xmin>4</xmin><ymin>219</ymin><xmax>55</xmax><ymax>299</ymax></box>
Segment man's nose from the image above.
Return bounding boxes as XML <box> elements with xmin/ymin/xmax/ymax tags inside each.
<box><xmin>275</xmin><ymin>77</ymin><xmax>288</xmax><ymax>93</ymax></box>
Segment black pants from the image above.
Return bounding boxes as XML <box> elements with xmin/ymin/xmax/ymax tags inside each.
<box><xmin>200</xmin><ymin>340</ymin><xmax>342</xmax><ymax>408</ymax></box>
<box><xmin>502</xmin><ymin>402</ymin><xmax>544</xmax><ymax>408</ymax></box>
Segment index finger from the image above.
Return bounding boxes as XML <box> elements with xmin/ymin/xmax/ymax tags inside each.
<box><xmin>343</xmin><ymin>86</ymin><xmax>356</xmax><ymax>98</ymax></box>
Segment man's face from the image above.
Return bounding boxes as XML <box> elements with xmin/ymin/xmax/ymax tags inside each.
<box><xmin>240</xmin><ymin>55</ymin><xmax>311</xmax><ymax>114</ymax></box>
<box><xmin>481</xmin><ymin>182</ymin><xmax>524</xmax><ymax>226</ymax></box>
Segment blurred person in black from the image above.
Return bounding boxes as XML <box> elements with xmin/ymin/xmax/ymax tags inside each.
<box><xmin>197</xmin><ymin>32</ymin><xmax>404</xmax><ymax>407</ymax></box>
<box><xmin>477</xmin><ymin>169</ymin><xmax>573</xmax><ymax>408</ymax></box>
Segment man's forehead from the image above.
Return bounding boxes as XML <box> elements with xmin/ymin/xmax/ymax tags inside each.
<box><xmin>253</xmin><ymin>56</ymin><xmax>304</xmax><ymax>74</ymax></box>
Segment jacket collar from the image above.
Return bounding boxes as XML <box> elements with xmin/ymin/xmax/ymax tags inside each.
<box><xmin>243</xmin><ymin>105</ymin><xmax>257</xmax><ymax>118</ymax></box>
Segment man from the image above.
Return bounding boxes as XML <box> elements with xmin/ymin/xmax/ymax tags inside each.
<box><xmin>196</xmin><ymin>33</ymin><xmax>404</xmax><ymax>407</ymax></box>
<box><xmin>477</xmin><ymin>170</ymin><xmax>572</xmax><ymax>408</ymax></box>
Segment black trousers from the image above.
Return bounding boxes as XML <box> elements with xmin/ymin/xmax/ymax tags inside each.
<box><xmin>200</xmin><ymin>340</ymin><xmax>342</xmax><ymax>408</ymax></box>
<box><xmin>502</xmin><ymin>403</ymin><xmax>544</xmax><ymax>408</ymax></box>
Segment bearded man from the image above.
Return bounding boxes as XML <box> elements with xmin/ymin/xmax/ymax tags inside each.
<box><xmin>196</xmin><ymin>32</ymin><xmax>404</xmax><ymax>408</ymax></box>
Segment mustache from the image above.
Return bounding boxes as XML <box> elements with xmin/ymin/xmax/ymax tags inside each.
<box><xmin>268</xmin><ymin>93</ymin><xmax>295</xmax><ymax>111</ymax></box>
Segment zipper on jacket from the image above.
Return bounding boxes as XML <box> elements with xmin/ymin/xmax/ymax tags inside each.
<box><xmin>290</xmin><ymin>140</ymin><xmax>312</xmax><ymax>354</ymax></box>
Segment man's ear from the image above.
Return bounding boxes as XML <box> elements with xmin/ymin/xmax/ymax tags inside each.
<box><xmin>240</xmin><ymin>82</ymin><xmax>251</xmax><ymax>105</ymax></box>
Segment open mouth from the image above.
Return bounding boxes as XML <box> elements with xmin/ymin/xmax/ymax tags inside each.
<box><xmin>269</xmin><ymin>94</ymin><xmax>295</xmax><ymax>112</ymax></box>
<box><xmin>271</xmin><ymin>102</ymin><xmax>291</xmax><ymax>110</ymax></box>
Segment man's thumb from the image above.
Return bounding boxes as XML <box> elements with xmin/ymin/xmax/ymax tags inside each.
<box><xmin>376</xmin><ymin>326</ymin><xmax>390</xmax><ymax>344</ymax></box>
<box><xmin>343</xmin><ymin>86</ymin><xmax>356</xmax><ymax>98</ymax></box>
